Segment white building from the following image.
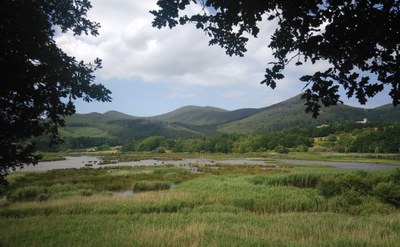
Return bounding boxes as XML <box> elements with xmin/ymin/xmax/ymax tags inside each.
<box><xmin>357</xmin><ymin>118</ymin><xmax>368</xmax><ymax>124</ymax></box>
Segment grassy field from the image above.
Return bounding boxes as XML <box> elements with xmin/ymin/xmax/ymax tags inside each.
<box><xmin>1</xmin><ymin>154</ymin><xmax>399</xmax><ymax>246</ymax></box>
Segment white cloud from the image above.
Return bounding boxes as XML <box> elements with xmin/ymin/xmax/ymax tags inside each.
<box><xmin>55</xmin><ymin>1</ymin><xmax>392</xmax><ymax>115</ymax></box>
<box><xmin>54</xmin><ymin>0</ymin><xmax>274</xmax><ymax>89</ymax></box>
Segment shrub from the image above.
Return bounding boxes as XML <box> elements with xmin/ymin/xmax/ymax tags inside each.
<box><xmin>317</xmin><ymin>170</ymin><xmax>400</xmax><ymax>211</ymax></box>
<box><xmin>274</xmin><ymin>145</ymin><xmax>288</xmax><ymax>154</ymax></box>
<box><xmin>317</xmin><ymin>175</ymin><xmax>342</xmax><ymax>197</ymax></box>
<box><xmin>317</xmin><ymin>171</ymin><xmax>377</xmax><ymax>198</ymax></box>
<box><xmin>391</xmin><ymin>168</ymin><xmax>400</xmax><ymax>184</ymax></box>
<box><xmin>342</xmin><ymin>189</ymin><xmax>363</xmax><ymax>205</ymax></box>
<box><xmin>80</xmin><ymin>189</ymin><xmax>93</xmax><ymax>197</ymax></box>
<box><xmin>340</xmin><ymin>171</ymin><xmax>375</xmax><ymax>195</ymax></box>
<box><xmin>7</xmin><ymin>186</ymin><xmax>47</xmax><ymax>202</ymax></box>
<box><xmin>294</xmin><ymin>144</ymin><xmax>309</xmax><ymax>152</ymax></box>
<box><xmin>154</xmin><ymin>147</ymin><xmax>166</xmax><ymax>153</ymax></box>
<box><xmin>37</xmin><ymin>193</ymin><xmax>49</xmax><ymax>202</ymax></box>
<box><xmin>373</xmin><ymin>182</ymin><xmax>400</xmax><ymax>208</ymax></box>
<box><xmin>327</xmin><ymin>195</ymin><xmax>350</xmax><ymax>213</ymax></box>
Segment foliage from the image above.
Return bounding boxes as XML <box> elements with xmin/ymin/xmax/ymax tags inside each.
<box><xmin>317</xmin><ymin>170</ymin><xmax>400</xmax><ymax>209</ymax></box>
<box><xmin>6</xmin><ymin>185</ymin><xmax>48</xmax><ymax>202</ymax></box>
<box><xmin>0</xmin><ymin>212</ymin><xmax>399</xmax><ymax>246</ymax></box>
<box><xmin>373</xmin><ymin>182</ymin><xmax>400</xmax><ymax>208</ymax></box>
<box><xmin>254</xmin><ymin>173</ymin><xmax>321</xmax><ymax>188</ymax></box>
<box><xmin>274</xmin><ymin>145</ymin><xmax>289</xmax><ymax>154</ymax></box>
<box><xmin>118</xmin><ymin>123</ymin><xmax>400</xmax><ymax>155</ymax></box>
<box><xmin>2</xmin><ymin>166</ymin><xmax>198</xmax><ymax>201</ymax></box>
<box><xmin>151</xmin><ymin>0</ymin><xmax>400</xmax><ymax>117</ymax></box>
<box><xmin>32</xmin><ymin>95</ymin><xmax>400</xmax><ymax>152</ymax></box>
<box><xmin>0</xmin><ymin>0</ymin><xmax>111</xmax><ymax>185</ymax></box>
<box><xmin>1</xmin><ymin>164</ymin><xmax>400</xmax><ymax>246</ymax></box>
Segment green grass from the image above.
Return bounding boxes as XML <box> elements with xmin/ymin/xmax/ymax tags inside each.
<box><xmin>1</xmin><ymin>161</ymin><xmax>399</xmax><ymax>246</ymax></box>
<box><xmin>1</xmin><ymin>211</ymin><xmax>399</xmax><ymax>246</ymax></box>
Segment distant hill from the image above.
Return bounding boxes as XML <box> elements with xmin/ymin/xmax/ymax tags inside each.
<box><xmin>65</xmin><ymin>110</ymin><xmax>137</xmax><ymax>128</ymax></box>
<box><xmin>50</xmin><ymin>94</ymin><xmax>400</xmax><ymax>150</ymax></box>
<box><xmin>218</xmin><ymin>95</ymin><xmax>371</xmax><ymax>134</ymax></box>
<box><xmin>63</xmin><ymin>112</ymin><xmax>205</xmax><ymax>141</ymax></box>
<box><xmin>150</xmin><ymin>105</ymin><xmax>262</xmax><ymax>125</ymax></box>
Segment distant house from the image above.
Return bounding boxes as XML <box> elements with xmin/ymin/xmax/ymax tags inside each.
<box><xmin>357</xmin><ymin>118</ymin><xmax>368</xmax><ymax>124</ymax></box>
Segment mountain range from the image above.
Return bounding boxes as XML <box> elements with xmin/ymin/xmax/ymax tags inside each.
<box><xmin>62</xmin><ymin>95</ymin><xmax>400</xmax><ymax>142</ymax></box>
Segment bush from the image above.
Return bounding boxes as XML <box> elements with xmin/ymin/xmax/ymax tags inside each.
<box><xmin>373</xmin><ymin>182</ymin><xmax>400</xmax><ymax>208</ymax></box>
<box><xmin>154</xmin><ymin>147</ymin><xmax>166</xmax><ymax>153</ymax></box>
<box><xmin>317</xmin><ymin>171</ymin><xmax>377</xmax><ymax>198</ymax></box>
<box><xmin>80</xmin><ymin>189</ymin><xmax>93</xmax><ymax>197</ymax></box>
<box><xmin>317</xmin><ymin>175</ymin><xmax>342</xmax><ymax>197</ymax></box>
<box><xmin>327</xmin><ymin>195</ymin><xmax>350</xmax><ymax>213</ymax></box>
<box><xmin>342</xmin><ymin>189</ymin><xmax>363</xmax><ymax>205</ymax></box>
<box><xmin>317</xmin><ymin>170</ymin><xmax>400</xmax><ymax>211</ymax></box>
<box><xmin>274</xmin><ymin>145</ymin><xmax>288</xmax><ymax>154</ymax></box>
<box><xmin>7</xmin><ymin>186</ymin><xmax>47</xmax><ymax>202</ymax></box>
<box><xmin>37</xmin><ymin>193</ymin><xmax>49</xmax><ymax>202</ymax></box>
<box><xmin>391</xmin><ymin>168</ymin><xmax>400</xmax><ymax>184</ymax></box>
<box><xmin>341</xmin><ymin>171</ymin><xmax>376</xmax><ymax>195</ymax></box>
<box><xmin>310</xmin><ymin>145</ymin><xmax>329</xmax><ymax>152</ymax></box>
<box><xmin>294</xmin><ymin>145</ymin><xmax>309</xmax><ymax>152</ymax></box>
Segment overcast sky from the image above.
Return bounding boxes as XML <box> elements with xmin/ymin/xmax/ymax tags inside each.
<box><xmin>55</xmin><ymin>0</ymin><xmax>392</xmax><ymax>117</ymax></box>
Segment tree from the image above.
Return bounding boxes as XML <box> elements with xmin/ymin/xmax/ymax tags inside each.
<box><xmin>151</xmin><ymin>0</ymin><xmax>400</xmax><ymax>117</ymax></box>
<box><xmin>0</xmin><ymin>0</ymin><xmax>111</xmax><ymax>186</ymax></box>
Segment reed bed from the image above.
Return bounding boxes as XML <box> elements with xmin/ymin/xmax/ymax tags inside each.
<box><xmin>1</xmin><ymin>164</ymin><xmax>399</xmax><ymax>246</ymax></box>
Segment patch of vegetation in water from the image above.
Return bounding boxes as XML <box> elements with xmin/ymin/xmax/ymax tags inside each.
<box><xmin>2</xmin><ymin>166</ymin><xmax>199</xmax><ymax>202</ymax></box>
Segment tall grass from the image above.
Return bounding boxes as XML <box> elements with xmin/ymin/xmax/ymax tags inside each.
<box><xmin>252</xmin><ymin>173</ymin><xmax>321</xmax><ymax>188</ymax></box>
<box><xmin>177</xmin><ymin>174</ymin><xmax>326</xmax><ymax>213</ymax></box>
<box><xmin>3</xmin><ymin>166</ymin><xmax>197</xmax><ymax>201</ymax></box>
<box><xmin>0</xmin><ymin>212</ymin><xmax>399</xmax><ymax>246</ymax></box>
<box><xmin>1</xmin><ymin>163</ymin><xmax>399</xmax><ymax>246</ymax></box>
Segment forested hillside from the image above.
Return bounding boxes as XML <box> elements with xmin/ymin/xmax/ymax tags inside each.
<box><xmin>120</xmin><ymin>123</ymin><xmax>400</xmax><ymax>154</ymax></box>
<box><xmin>36</xmin><ymin>95</ymin><xmax>400</xmax><ymax>152</ymax></box>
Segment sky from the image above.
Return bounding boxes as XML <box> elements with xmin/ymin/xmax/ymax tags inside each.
<box><xmin>55</xmin><ymin>0</ymin><xmax>392</xmax><ymax>117</ymax></box>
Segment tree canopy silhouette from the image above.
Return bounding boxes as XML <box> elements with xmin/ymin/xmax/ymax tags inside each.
<box><xmin>151</xmin><ymin>0</ymin><xmax>400</xmax><ymax>117</ymax></box>
<box><xmin>0</xmin><ymin>0</ymin><xmax>111</xmax><ymax>185</ymax></box>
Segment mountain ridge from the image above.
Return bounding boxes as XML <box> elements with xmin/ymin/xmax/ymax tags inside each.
<box><xmin>62</xmin><ymin>95</ymin><xmax>400</xmax><ymax>143</ymax></box>
<box><xmin>77</xmin><ymin>95</ymin><xmax>394</xmax><ymax>121</ymax></box>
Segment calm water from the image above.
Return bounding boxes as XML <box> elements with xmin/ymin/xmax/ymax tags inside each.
<box><xmin>17</xmin><ymin>156</ymin><xmax>395</xmax><ymax>172</ymax></box>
